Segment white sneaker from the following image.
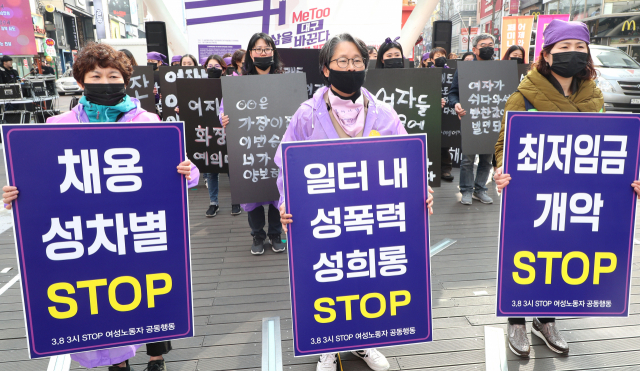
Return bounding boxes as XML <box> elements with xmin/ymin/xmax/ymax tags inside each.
<box><xmin>351</xmin><ymin>349</ymin><xmax>390</xmax><ymax>371</ymax></box>
<box><xmin>316</xmin><ymin>353</ymin><xmax>337</xmax><ymax>371</ymax></box>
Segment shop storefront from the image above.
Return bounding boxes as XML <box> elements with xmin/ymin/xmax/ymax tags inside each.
<box><xmin>63</xmin><ymin>0</ymin><xmax>95</xmax><ymax>48</ymax></box>
<box><xmin>583</xmin><ymin>14</ymin><xmax>640</xmax><ymax>61</ymax></box>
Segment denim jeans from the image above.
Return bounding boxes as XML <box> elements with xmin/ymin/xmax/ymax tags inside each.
<box><xmin>203</xmin><ymin>173</ymin><xmax>219</xmax><ymax>205</ymax></box>
<box><xmin>248</xmin><ymin>204</ymin><xmax>282</xmax><ymax>240</ymax></box>
<box><xmin>459</xmin><ymin>154</ymin><xmax>492</xmax><ymax>194</ymax></box>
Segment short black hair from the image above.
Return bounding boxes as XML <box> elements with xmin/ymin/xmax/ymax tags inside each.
<box><xmin>318</xmin><ymin>33</ymin><xmax>369</xmax><ymax>86</ymax></box>
<box><xmin>375</xmin><ymin>38</ymin><xmax>404</xmax><ymax>69</ymax></box>
<box><xmin>243</xmin><ymin>33</ymin><xmax>283</xmax><ymax>75</ymax></box>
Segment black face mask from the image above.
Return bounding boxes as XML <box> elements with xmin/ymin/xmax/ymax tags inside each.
<box><xmin>478</xmin><ymin>46</ymin><xmax>494</xmax><ymax>60</ymax></box>
<box><xmin>426</xmin><ymin>61</ymin><xmax>434</xmax><ymax>67</ymax></box>
<box><xmin>550</xmin><ymin>51</ymin><xmax>589</xmax><ymax>78</ymax></box>
<box><xmin>83</xmin><ymin>83</ymin><xmax>127</xmax><ymax>106</ymax></box>
<box><xmin>253</xmin><ymin>56</ymin><xmax>274</xmax><ymax>71</ymax></box>
<box><xmin>434</xmin><ymin>57</ymin><xmax>447</xmax><ymax>68</ymax></box>
<box><xmin>510</xmin><ymin>57</ymin><xmax>525</xmax><ymax>64</ymax></box>
<box><xmin>328</xmin><ymin>68</ymin><xmax>366</xmax><ymax>95</ymax></box>
<box><xmin>207</xmin><ymin>68</ymin><xmax>223</xmax><ymax>78</ymax></box>
<box><xmin>383</xmin><ymin>58</ymin><xmax>404</xmax><ymax>68</ymax></box>
<box><xmin>147</xmin><ymin>62</ymin><xmax>158</xmax><ymax>71</ymax></box>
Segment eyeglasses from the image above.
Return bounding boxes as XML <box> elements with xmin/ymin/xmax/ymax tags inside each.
<box><xmin>252</xmin><ymin>47</ymin><xmax>273</xmax><ymax>55</ymax></box>
<box><xmin>330</xmin><ymin>57</ymin><xmax>365</xmax><ymax>69</ymax></box>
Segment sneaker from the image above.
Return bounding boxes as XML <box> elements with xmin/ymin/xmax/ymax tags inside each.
<box><xmin>251</xmin><ymin>236</ymin><xmax>265</xmax><ymax>255</ymax></box>
<box><xmin>269</xmin><ymin>234</ymin><xmax>286</xmax><ymax>253</ymax></box>
<box><xmin>231</xmin><ymin>204</ymin><xmax>242</xmax><ymax>215</ymax></box>
<box><xmin>145</xmin><ymin>359</ymin><xmax>166</xmax><ymax>371</ymax></box>
<box><xmin>461</xmin><ymin>192</ymin><xmax>472</xmax><ymax>205</ymax></box>
<box><xmin>316</xmin><ymin>353</ymin><xmax>337</xmax><ymax>371</ymax></box>
<box><xmin>108</xmin><ymin>360</ymin><xmax>132</xmax><ymax>371</ymax></box>
<box><xmin>507</xmin><ymin>323</ymin><xmax>530</xmax><ymax>357</ymax></box>
<box><xmin>441</xmin><ymin>172</ymin><xmax>454</xmax><ymax>181</ymax></box>
<box><xmin>472</xmin><ymin>191</ymin><xmax>493</xmax><ymax>204</ymax></box>
<box><xmin>532</xmin><ymin>318</ymin><xmax>569</xmax><ymax>354</ymax></box>
<box><xmin>351</xmin><ymin>349</ymin><xmax>390</xmax><ymax>371</ymax></box>
<box><xmin>205</xmin><ymin>205</ymin><xmax>219</xmax><ymax>217</ymax></box>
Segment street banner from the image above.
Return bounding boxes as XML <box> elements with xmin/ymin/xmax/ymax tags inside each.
<box><xmin>500</xmin><ymin>16</ymin><xmax>534</xmax><ymax>62</ymax></box>
<box><xmin>364</xmin><ymin>69</ymin><xmax>442</xmax><ymax>186</ymax></box>
<box><xmin>534</xmin><ymin>15</ymin><xmax>571</xmax><ymax>62</ymax></box>
<box><xmin>159</xmin><ymin>66</ymin><xmax>208</xmax><ymax>121</ymax></box>
<box><xmin>0</xmin><ymin>1</ymin><xmax>37</xmax><ymax>55</ymax></box>
<box><xmin>497</xmin><ymin>112</ymin><xmax>640</xmax><ymax>317</ymax></box>
<box><xmin>441</xmin><ymin>68</ymin><xmax>461</xmax><ymax>164</ymax></box>
<box><xmin>177</xmin><ymin>78</ymin><xmax>228</xmax><ymax>173</ymax></box>
<box><xmin>127</xmin><ymin>66</ymin><xmax>156</xmax><ymax>114</ymax></box>
<box><xmin>458</xmin><ymin>60</ymin><xmax>519</xmax><ymax>154</ymax></box>
<box><xmin>222</xmin><ymin>73</ymin><xmax>307</xmax><ymax>204</ymax></box>
<box><xmin>185</xmin><ymin>0</ymin><xmax>401</xmax><ymax>58</ymax></box>
<box><xmin>93</xmin><ymin>0</ymin><xmax>108</xmax><ymax>40</ymax></box>
<box><xmin>2</xmin><ymin>123</ymin><xmax>193</xmax><ymax>358</ymax></box>
<box><xmin>281</xmin><ymin>134</ymin><xmax>432</xmax><ymax>356</ymax></box>
<box><xmin>279</xmin><ymin>48</ymin><xmax>324</xmax><ymax>99</ymax></box>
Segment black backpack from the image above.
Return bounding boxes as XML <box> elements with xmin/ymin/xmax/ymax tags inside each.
<box><xmin>69</xmin><ymin>95</ymin><xmax>80</xmax><ymax>111</ymax></box>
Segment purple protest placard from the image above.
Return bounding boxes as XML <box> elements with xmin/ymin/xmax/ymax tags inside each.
<box><xmin>282</xmin><ymin>135</ymin><xmax>432</xmax><ymax>356</ymax></box>
<box><xmin>497</xmin><ymin>112</ymin><xmax>640</xmax><ymax>317</ymax></box>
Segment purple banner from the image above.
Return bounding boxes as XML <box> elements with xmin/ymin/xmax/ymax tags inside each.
<box><xmin>197</xmin><ymin>44</ymin><xmax>241</xmax><ymax>64</ymax></box>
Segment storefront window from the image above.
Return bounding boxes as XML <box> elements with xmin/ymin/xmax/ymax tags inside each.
<box><xmin>571</xmin><ymin>0</ymin><xmax>587</xmax><ymax>20</ymax></box>
<box><xmin>546</xmin><ymin>0</ymin><xmax>559</xmax><ymax>14</ymax></box>
<box><xmin>604</xmin><ymin>0</ymin><xmax>640</xmax><ymax>13</ymax></box>
<box><xmin>587</xmin><ymin>0</ymin><xmax>602</xmax><ymax>16</ymax></box>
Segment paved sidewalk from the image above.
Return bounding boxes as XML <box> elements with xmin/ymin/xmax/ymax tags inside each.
<box><xmin>0</xmin><ymin>164</ymin><xmax>638</xmax><ymax>370</ymax></box>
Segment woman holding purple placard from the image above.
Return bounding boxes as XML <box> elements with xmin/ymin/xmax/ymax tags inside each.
<box><xmin>274</xmin><ymin>32</ymin><xmax>434</xmax><ymax>371</ymax></box>
<box><xmin>2</xmin><ymin>43</ymin><xmax>197</xmax><ymax>371</ymax></box>
<box><xmin>493</xmin><ymin>20</ymin><xmax>640</xmax><ymax>359</ymax></box>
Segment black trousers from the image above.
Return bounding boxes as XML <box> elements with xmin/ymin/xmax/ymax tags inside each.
<box><xmin>146</xmin><ymin>341</ymin><xmax>172</xmax><ymax>356</ymax></box>
<box><xmin>508</xmin><ymin>317</ymin><xmax>555</xmax><ymax>325</ymax></box>
<box><xmin>441</xmin><ymin>147</ymin><xmax>452</xmax><ymax>174</ymax></box>
<box><xmin>248</xmin><ymin>204</ymin><xmax>282</xmax><ymax>239</ymax></box>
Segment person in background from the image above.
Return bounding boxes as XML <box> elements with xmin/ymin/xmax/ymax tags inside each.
<box><xmin>222</xmin><ymin>52</ymin><xmax>232</xmax><ymax>59</ymax></box>
<box><xmin>0</xmin><ymin>56</ymin><xmax>20</xmax><ymax>83</ymax></box>
<box><xmin>449</xmin><ymin>52</ymin><xmax>458</xmax><ymax>59</ymax></box>
<box><xmin>199</xmin><ymin>54</ymin><xmax>243</xmax><ymax>217</ymax></box>
<box><xmin>447</xmin><ymin>33</ymin><xmax>496</xmax><ymax>205</ymax></box>
<box><xmin>180</xmin><ymin>54</ymin><xmax>199</xmax><ymax>66</ymax></box>
<box><xmin>502</xmin><ymin>45</ymin><xmax>526</xmax><ymax>64</ymax></box>
<box><xmin>375</xmin><ymin>37</ymin><xmax>404</xmax><ymax>68</ymax></box>
<box><xmin>41</xmin><ymin>60</ymin><xmax>55</xmax><ymax>75</ymax></box>
<box><xmin>419</xmin><ymin>53</ymin><xmax>432</xmax><ymax>67</ymax></box>
<box><xmin>223</xmin><ymin>56</ymin><xmax>232</xmax><ymax>70</ymax></box>
<box><xmin>230</xmin><ymin>49</ymin><xmax>246</xmax><ymax>76</ymax></box>
<box><xmin>428</xmin><ymin>47</ymin><xmax>449</xmax><ymax>68</ymax></box>
<box><xmin>494</xmin><ymin>20</ymin><xmax>608</xmax><ymax>358</ymax></box>
<box><xmin>276</xmin><ymin>33</ymin><xmax>434</xmax><ymax>371</ymax></box>
<box><xmin>460</xmin><ymin>51</ymin><xmax>476</xmax><ymax>61</ymax></box>
<box><xmin>2</xmin><ymin>42</ymin><xmax>196</xmax><ymax>371</ymax></box>
<box><xmin>120</xmin><ymin>49</ymin><xmax>138</xmax><ymax>66</ymax></box>
<box><xmin>367</xmin><ymin>46</ymin><xmax>378</xmax><ymax>61</ymax></box>
<box><xmin>171</xmin><ymin>55</ymin><xmax>182</xmax><ymax>66</ymax></box>
<box><xmin>220</xmin><ymin>33</ymin><xmax>286</xmax><ymax>255</ymax></box>
<box><xmin>147</xmin><ymin>51</ymin><xmax>167</xmax><ymax>70</ymax></box>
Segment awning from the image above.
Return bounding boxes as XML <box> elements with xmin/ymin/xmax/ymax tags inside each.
<box><xmin>65</xmin><ymin>4</ymin><xmax>92</xmax><ymax>18</ymax></box>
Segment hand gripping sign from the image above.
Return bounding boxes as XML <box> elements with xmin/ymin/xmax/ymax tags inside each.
<box><xmin>497</xmin><ymin>112</ymin><xmax>640</xmax><ymax>317</ymax></box>
<box><xmin>281</xmin><ymin>134</ymin><xmax>432</xmax><ymax>356</ymax></box>
<box><xmin>2</xmin><ymin>123</ymin><xmax>193</xmax><ymax>358</ymax></box>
